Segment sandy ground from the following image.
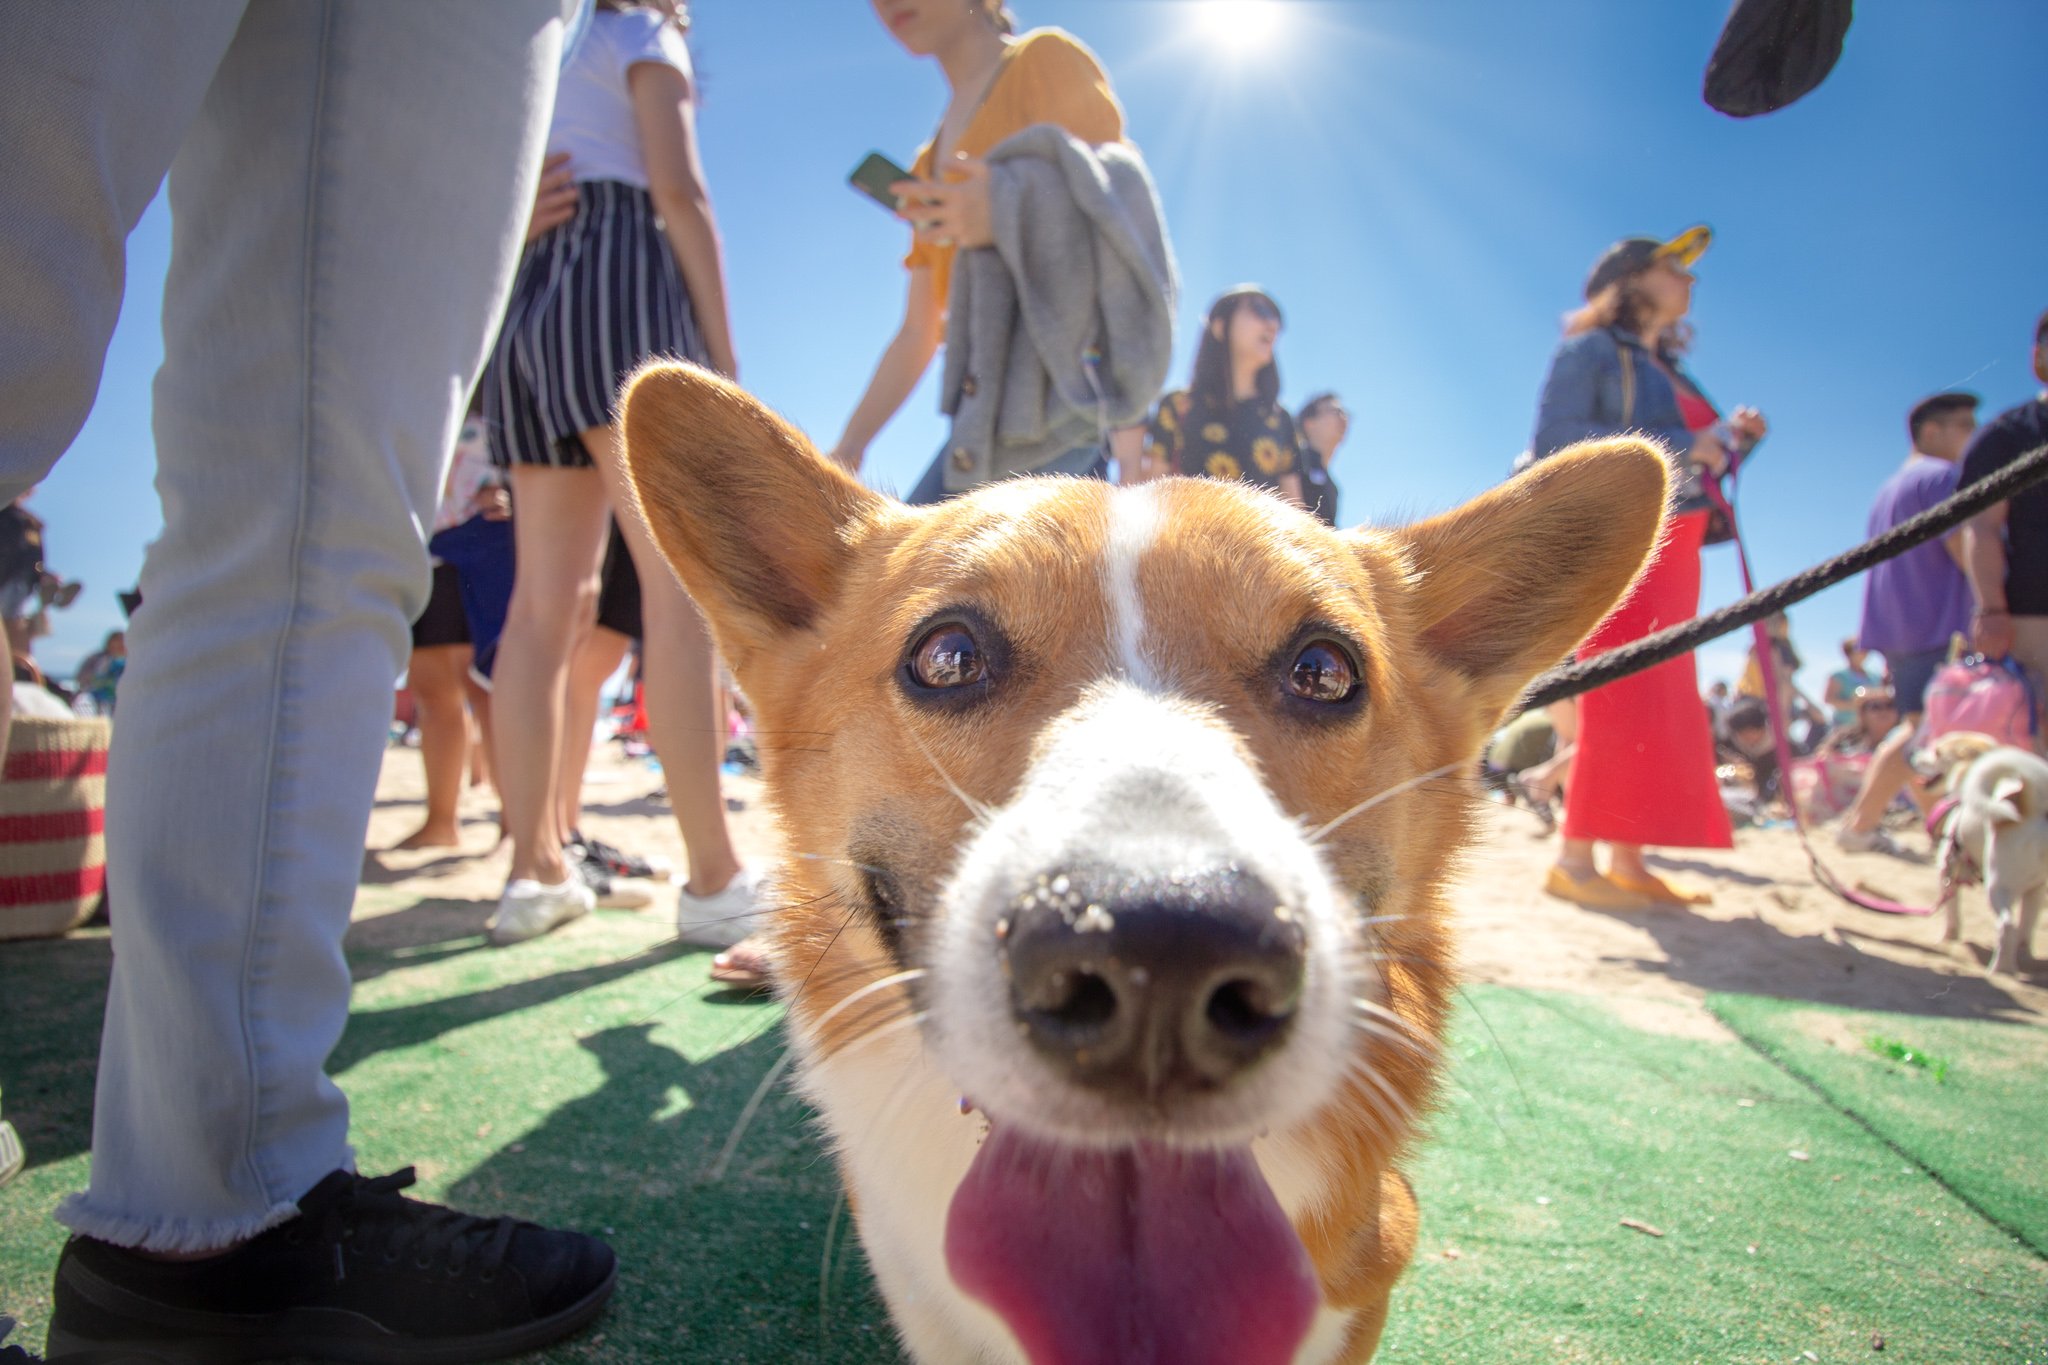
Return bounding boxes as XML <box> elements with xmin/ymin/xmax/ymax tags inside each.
<box><xmin>362</xmin><ymin>740</ymin><xmax>2048</xmax><ymax>1031</ymax></box>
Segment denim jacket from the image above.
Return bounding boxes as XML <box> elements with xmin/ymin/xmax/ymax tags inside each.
<box><xmin>1532</xmin><ymin>326</ymin><xmax>1711</xmax><ymax>512</ymax></box>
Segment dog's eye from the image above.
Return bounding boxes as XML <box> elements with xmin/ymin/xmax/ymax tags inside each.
<box><xmin>1288</xmin><ymin>640</ymin><xmax>1360</xmax><ymax>704</ymax></box>
<box><xmin>909</xmin><ymin>624</ymin><xmax>986</xmax><ymax>690</ymax></box>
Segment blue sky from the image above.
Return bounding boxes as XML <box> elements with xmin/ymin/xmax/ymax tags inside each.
<box><xmin>35</xmin><ymin>0</ymin><xmax>2048</xmax><ymax>702</ymax></box>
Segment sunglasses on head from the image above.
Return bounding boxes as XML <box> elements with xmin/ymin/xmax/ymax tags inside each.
<box><xmin>1239</xmin><ymin>295</ymin><xmax>1280</xmax><ymax>324</ymax></box>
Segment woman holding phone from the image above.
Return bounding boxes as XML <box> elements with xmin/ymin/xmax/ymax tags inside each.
<box><xmin>827</xmin><ymin>0</ymin><xmax>1130</xmax><ymax>490</ymax></box>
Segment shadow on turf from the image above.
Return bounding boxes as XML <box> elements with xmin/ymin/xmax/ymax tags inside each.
<box><xmin>0</xmin><ymin>932</ymin><xmax>109</xmax><ymax>1174</ymax></box>
<box><xmin>0</xmin><ymin>914</ymin><xmax>704</xmax><ymax>1172</ymax></box>
<box><xmin>454</xmin><ymin>1022</ymin><xmax>900</xmax><ymax>1361</ymax></box>
<box><xmin>329</xmin><ymin>938</ymin><xmax>697</xmax><ymax>1075</ymax></box>
<box><xmin>344</xmin><ymin>895</ymin><xmax>498</xmax><ymax>981</ymax></box>
<box><xmin>1585</xmin><ymin>900</ymin><xmax>2035</xmax><ymax>1021</ymax></box>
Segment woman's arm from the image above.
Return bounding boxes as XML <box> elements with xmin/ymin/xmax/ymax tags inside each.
<box><xmin>828</xmin><ymin>267</ymin><xmax>943</xmax><ymax>474</ymax></box>
<box><xmin>1108</xmin><ymin>426</ymin><xmax>1146</xmax><ymax>484</ymax></box>
<box><xmin>631</xmin><ymin>62</ymin><xmax>737</xmax><ymax>377</ymax></box>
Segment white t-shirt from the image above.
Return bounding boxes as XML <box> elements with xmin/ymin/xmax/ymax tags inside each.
<box><xmin>547</xmin><ymin>8</ymin><xmax>693</xmax><ymax>190</ymax></box>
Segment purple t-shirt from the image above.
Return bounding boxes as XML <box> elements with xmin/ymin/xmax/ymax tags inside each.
<box><xmin>1859</xmin><ymin>455</ymin><xmax>1971</xmax><ymax>655</ymax></box>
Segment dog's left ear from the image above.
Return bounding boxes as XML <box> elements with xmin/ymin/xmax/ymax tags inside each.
<box><xmin>616</xmin><ymin>362</ymin><xmax>892</xmax><ymax>662</ymax></box>
<box><xmin>1392</xmin><ymin>439</ymin><xmax>1671</xmax><ymax>718</ymax></box>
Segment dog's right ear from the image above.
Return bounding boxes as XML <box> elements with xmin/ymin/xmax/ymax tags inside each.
<box><xmin>618</xmin><ymin>362</ymin><xmax>892</xmax><ymax>661</ymax></box>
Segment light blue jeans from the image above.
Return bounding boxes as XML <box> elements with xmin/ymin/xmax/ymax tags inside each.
<box><xmin>0</xmin><ymin>1</ymin><xmax>571</xmax><ymax>1252</ymax></box>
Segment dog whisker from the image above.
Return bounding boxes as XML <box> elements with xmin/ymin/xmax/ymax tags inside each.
<box><xmin>788</xmin><ymin>850</ymin><xmax>894</xmax><ymax>878</ymax></box>
<box><xmin>820</xmin><ymin>1020</ymin><xmax>943</xmax><ymax>1323</ymax></box>
<box><xmin>1309</xmin><ymin>759</ymin><xmax>1474</xmax><ymax>844</ymax></box>
<box><xmin>810</xmin><ymin>967</ymin><xmax>930</xmax><ymax>1045</ymax></box>
<box><xmin>904</xmin><ymin>723</ymin><xmax>993</xmax><ymax>823</ymax></box>
<box><xmin>707</xmin><ymin>1044</ymin><xmax>798</xmax><ymax>1182</ymax></box>
<box><xmin>1341</xmin><ymin>1053</ymin><xmax>1420</xmax><ymax>1134</ymax></box>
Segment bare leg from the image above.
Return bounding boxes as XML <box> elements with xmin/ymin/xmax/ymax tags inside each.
<box><xmin>1556</xmin><ymin>837</ymin><xmax>1598</xmax><ymax>878</ymax></box>
<box><xmin>585</xmin><ymin>426</ymin><xmax>742</xmax><ymax>896</ymax></box>
<box><xmin>1840</xmin><ymin>717</ymin><xmax>1920</xmax><ymax>836</ymax></box>
<box><xmin>1607</xmin><ymin>842</ymin><xmax>1651</xmax><ymax>881</ymax></box>
<box><xmin>559</xmin><ymin>624</ymin><xmax>631</xmax><ymax>841</ymax></box>
<box><xmin>466</xmin><ymin>686</ymin><xmax>489</xmax><ymax>787</ymax></box>
<box><xmin>491</xmin><ymin>465</ymin><xmax>611</xmax><ymax>885</ymax></box>
<box><xmin>393</xmin><ymin>643</ymin><xmax>471</xmax><ymax>849</ymax></box>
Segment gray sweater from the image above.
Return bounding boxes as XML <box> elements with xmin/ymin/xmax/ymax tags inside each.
<box><xmin>938</xmin><ymin>125</ymin><xmax>1178</xmax><ymax>493</ymax></box>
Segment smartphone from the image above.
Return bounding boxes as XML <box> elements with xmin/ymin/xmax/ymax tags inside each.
<box><xmin>849</xmin><ymin>151</ymin><xmax>912</xmax><ymax>212</ymax></box>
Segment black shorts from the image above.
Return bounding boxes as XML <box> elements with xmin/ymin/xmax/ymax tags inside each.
<box><xmin>412</xmin><ymin>561</ymin><xmax>470</xmax><ymax>649</ymax></box>
<box><xmin>481</xmin><ymin>180</ymin><xmax>705</xmax><ymax>469</ymax></box>
<box><xmin>595</xmin><ymin>522</ymin><xmax>642</xmax><ymax>641</ymax></box>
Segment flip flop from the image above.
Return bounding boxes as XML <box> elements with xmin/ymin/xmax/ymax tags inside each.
<box><xmin>1609</xmin><ymin>871</ymin><xmax>1714</xmax><ymax>906</ymax></box>
<box><xmin>1543</xmin><ymin>865</ymin><xmax>1654</xmax><ymax>910</ymax></box>
<box><xmin>709</xmin><ymin>932</ymin><xmax>774</xmax><ymax>991</ymax></box>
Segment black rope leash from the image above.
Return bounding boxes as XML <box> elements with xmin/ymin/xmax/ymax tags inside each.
<box><xmin>1518</xmin><ymin>440</ymin><xmax>2048</xmax><ymax>713</ymax></box>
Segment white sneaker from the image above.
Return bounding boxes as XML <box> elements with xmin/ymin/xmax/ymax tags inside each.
<box><xmin>488</xmin><ymin>876</ymin><xmax>594</xmax><ymax>946</ymax></box>
<box><xmin>593</xmin><ymin>878</ymin><xmax>657</xmax><ymax>910</ymax></box>
<box><xmin>676</xmin><ymin>866</ymin><xmax>765</xmax><ymax>948</ymax></box>
<box><xmin>1834</xmin><ymin>825</ymin><xmax>1910</xmax><ymax>859</ymax></box>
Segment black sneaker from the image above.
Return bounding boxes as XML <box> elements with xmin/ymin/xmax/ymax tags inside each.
<box><xmin>565</xmin><ymin>842</ymin><xmax>653</xmax><ymax>910</ymax></box>
<box><xmin>570</xmin><ymin>833</ymin><xmax>667</xmax><ymax>882</ymax></box>
<box><xmin>47</xmin><ymin>1167</ymin><xmax>615</xmax><ymax>1363</ymax></box>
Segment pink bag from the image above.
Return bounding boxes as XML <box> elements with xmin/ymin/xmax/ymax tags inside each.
<box><xmin>1921</xmin><ymin>655</ymin><xmax>2036</xmax><ymax>749</ymax></box>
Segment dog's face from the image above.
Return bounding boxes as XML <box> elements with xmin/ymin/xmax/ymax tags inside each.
<box><xmin>1920</xmin><ymin>730</ymin><xmax>2001</xmax><ymax>788</ymax></box>
<box><xmin>621</xmin><ymin>365</ymin><xmax>1668</xmax><ymax>1365</ymax></box>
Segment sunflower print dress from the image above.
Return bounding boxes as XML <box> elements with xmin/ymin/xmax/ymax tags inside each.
<box><xmin>1145</xmin><ymin>390</ymin><xmax>1303</xmax><ymax>494</ymax></box>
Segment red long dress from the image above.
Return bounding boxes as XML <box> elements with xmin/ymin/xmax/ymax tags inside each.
<box><xmin>1561</xmin><ymin>386</ymin><xmax>1733</xmax><ymax>849</ymax></box>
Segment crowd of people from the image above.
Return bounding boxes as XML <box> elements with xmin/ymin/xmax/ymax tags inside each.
<box><xmin>2</xmin><ymin>0</ymin><xmax>2040</xmax><ymax>1358</ymax></box>
<box><xmin>1488</xmin><ymin>314</ymin><xmax>2048</xmax><ymax>878</ymax></box>
<box><xmin>388</xmin><ymin>0</ymin><xmax>1370</xmax><ymax>990</ymax></box>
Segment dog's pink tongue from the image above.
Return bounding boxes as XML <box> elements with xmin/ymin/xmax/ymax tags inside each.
<box><xmin>945</xmin><ymin>1127</ymin><xmax>1319</xmax><ymax>1365</ymax></box>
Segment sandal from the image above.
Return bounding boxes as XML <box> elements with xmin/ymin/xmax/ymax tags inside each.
<box><xmin>1543</xmin><ymin>865</ymin><xmax>1653</xmax><ymax>910</ymax></box>
<box><xmin>1609</xmin><ymin>871</ymin><xmax>1713</xmax><ymax>905</ymax></box>
<box><xmin>709</xmin><ymin>932</ymin><xmax>774</xmax><ymax>991</ymax></box>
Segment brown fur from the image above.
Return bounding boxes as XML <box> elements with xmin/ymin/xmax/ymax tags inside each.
<box><xmin>619</xmin><ymin>361</ymin><xmax>1668</xmax><ymax>1362</ymax></box>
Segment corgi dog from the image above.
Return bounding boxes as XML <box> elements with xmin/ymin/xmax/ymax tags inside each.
<box><xmin>1929</xmin><ymin>735</ymin><xmax>2048</xmax><ymax>975</ymax></box>
<box><xmin>618</xmin><ymin>364</ymin><xmax>1668</xmax><ymax>1365</ymax></box>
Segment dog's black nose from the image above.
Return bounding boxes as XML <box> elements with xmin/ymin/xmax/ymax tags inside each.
<box><xmin>1000</xmin><ymin>865</ymin><xmax>1305</xmax><ymax>1099</ymax></box>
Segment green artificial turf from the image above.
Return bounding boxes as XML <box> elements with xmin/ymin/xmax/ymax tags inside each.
<box><xmin>1382</xmin><ymin>988</ymin><xmax>2046</xmax><ymax>1364</ymax></box>
<box><xmin>1707</xmin><ymin>992</ymin><xmax>2048</xmax><ymax>1260</ymax></box>
<box><xmin>4</xmin><ymin>897</ymin><xmax>2045</xmax><ymax>1362</ymax></box>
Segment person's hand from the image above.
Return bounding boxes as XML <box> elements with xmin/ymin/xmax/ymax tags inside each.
<box><xmin>1726</xmin><ymin>406</ymin><xmax>1768</xmax><ymax>449</ymax></box>
<box><xmin>825</xmin><ymin>444</ymin><xmax>863</xmax><ymax>475</ymax></box>
<box><xmin>525</xmin><ymin>151</ymin><xmax>578</xmax><ymax>244</ymax></box>
<box><xmin>894</xmin><ymin>154</ymin><xmax>992</xmax><ymax>250</ymax></box>
<box><xmin>469</xmin><ymin>484</ymin><xmax>512</xmax><ymax>522</ymax></box>
<box><xmin>1975</xmin><ymin>606</ymin><xmax>2015</xmax><ymax>659</ymax></box>
<box><xmin>1691</xmin><ymin>429</ymin><xmax>1731</xmax><ymax>477</ymax></box>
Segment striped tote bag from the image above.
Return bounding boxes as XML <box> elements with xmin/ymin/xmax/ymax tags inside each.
<box><xmin>0</xmin><ymin>713</ymin><xmax>109</xmax><ymax>940</ymax></box>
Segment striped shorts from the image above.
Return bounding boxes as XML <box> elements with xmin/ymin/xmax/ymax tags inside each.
<box><xmin>481</xmin><ymin>179</ymin><xmax>704</xmax><ymax>469</ymax></box>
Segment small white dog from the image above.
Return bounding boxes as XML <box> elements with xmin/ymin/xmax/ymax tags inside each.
<box><xmin>1930</xmin><ymin>737</ymin><xmax>2048</xmax><ymax>975</ymax></box>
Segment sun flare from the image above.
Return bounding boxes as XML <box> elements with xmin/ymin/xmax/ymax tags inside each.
<box><xmin>1192</xmin><ymin>0</ymin><xmax>1291</xmax><ymax>56</ymax></box>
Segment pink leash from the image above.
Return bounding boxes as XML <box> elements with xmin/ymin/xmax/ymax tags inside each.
<box><xmin>1702</xmin><ymin>464</ymin><xmax>1937</xmax><ymax>916</ymax></box>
